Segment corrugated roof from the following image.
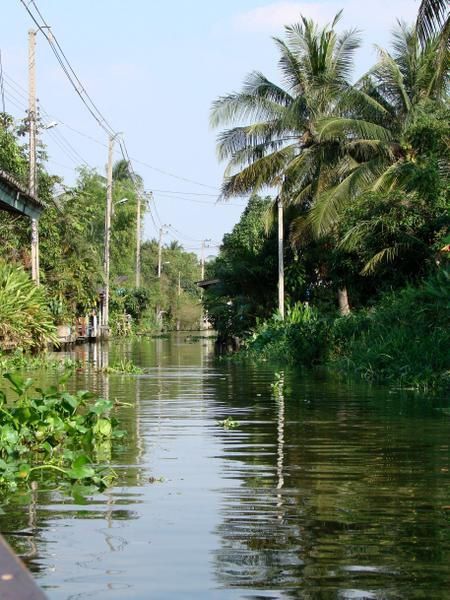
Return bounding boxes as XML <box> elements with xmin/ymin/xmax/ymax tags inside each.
<box><xmin>0</xmin><ymin>168</ymin><xmax>45</xmax><ymax>209</ymax></box>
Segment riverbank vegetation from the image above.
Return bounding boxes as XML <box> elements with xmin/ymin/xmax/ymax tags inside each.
<box><xmin>0</xmin><ymin>116</ymin><xmax>203</xmax><ymax>352</ymax></box>
<box><xmin>206</xmin><ymin>5</ymin><xmax>449</xmax><ymax>391</ymax></box>
<box><xmin>0</xmin><ymin>372</ymin><xmax>123</xmax><ymax>495</ymax></box>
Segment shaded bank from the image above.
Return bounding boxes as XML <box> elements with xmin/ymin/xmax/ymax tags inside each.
<box><xmin>237</xmin><ymin>268</ymin><xmax>450</xmax><ymax>392</ymax></box>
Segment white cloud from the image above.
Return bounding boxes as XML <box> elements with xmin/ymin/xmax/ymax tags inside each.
<box><xmin>234</xmin><ymin>0</ymin><xmax>418</xmax><ymax>34</ymax></box>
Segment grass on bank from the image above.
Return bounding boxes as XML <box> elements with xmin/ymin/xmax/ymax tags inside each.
<box><xmin>240</xmin><ymin>268</ymin><xmax>450</xmax><ymax>392</ymax></box>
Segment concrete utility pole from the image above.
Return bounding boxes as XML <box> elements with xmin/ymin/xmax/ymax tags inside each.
<box><xmin>200</xmin><ymin>238</ymin><xmax>211</xmax><ymax>280</ymax></box>
<box><xmin>135</xmin><ymin>191</ymin><xmax>141</xmax><ymax>287</ymax></box>
<box><xmin>199</xmin><ymin>239</ymin><xmax>211</xmax><ymax>331</ymax></box>
<box><xmin>28</xmin><ymin>29</ymin><xmax>39</xmax><ymax>284</ymax></box>
<box><xmin>102</xmin><ymin>134</ymin><xmax>115</xmax><ymax>335</ymax></box>
<box><xmin>277</xmin><ymin>197</ymin><xmax>285</xmax><ymax>319</ymax></box>
<box><xmin>156</xmin><ymin>224</ymin><xmax>169</xmax><ymax>326</ymax></box>
<box><xmin>157</xmin><ymin>225</ymin><xmax>169</xmax><ymax>278</ymax></box>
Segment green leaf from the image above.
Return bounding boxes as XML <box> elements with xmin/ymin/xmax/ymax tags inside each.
<box><xmin>93</xmin><ymin>418</ymin><xmax>112</xmax><ymax>438</ymax></box>
<box><xmin>3</xmin><ymin>372</ymin><xmax>26</xmax><ymax>396</ymax></box>
<box><xmin>60</xmin><ymin>392</ymin><xmax>79</xmax><ymax>411</ymax></box>
<box><xmin>17</xmin><ymin>464</ymin><xmax>31</xmax><ymax>479</ymax></box>
<box><xmin>90</xmin><ymin>399</ymin><xmax>113</xmax><ymax>416</ymax></box>
<box><xmin>67</xmin><ymin>455</ymin><xmax>95</xmax><ymax>480</ymax></box>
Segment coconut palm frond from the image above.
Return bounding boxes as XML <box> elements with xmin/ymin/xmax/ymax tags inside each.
<box><xmin>216</xmin><ymin>122</ymin><xmax>292</xmax><ymax>162</ymax></box>
<box><xmin>224</xmin><ymin>142</ymin><xmax>297</xmax><ymax>175</ymax></box>
<box><xmin>332</xmin><ymin>28</ymin><xmax>362</xmax><ymax>83</ymax></box>
<box><xmin>371</xmin><ymin>48</ymin><xmax>412</xmax><ymax>114</ymax></box>
<box><xmin>210</xmin><ymin>85</ymin><xmax>290</xmax><ymax>129</ymax></box>
<box><xmin>338</xmin><ymin>220</ymin><xmax>377</xmax><ymax>252</ymax></box>
<box><xmin>417</xmin><ymin>0</ymin><xmax>449</xmax><ymax>44</ymax></box>
<box><xmin>273</xmin><ymin>37</ymin><xmax>307</xmax><ymax>93</ymax></box>
<box><xmin>289</xmin><ymin>214</ymin><xmax>315</xmax><ymax>247</ymax></box>
<box><xmin>317</xmin><ymin>117</ymin><xmax>393</xmax><ymax>142</ymax></box>
<box><xmin>221</xmin><ymin>147</ymin><xmax>294</xmax><ymax>198</ymax></box>
<box><xmin>308</xmin><ymin>157</ymin><xmax>386</xmax><ymax>236</ymax></box>
<box><xmin>361</xmin><ymin>245</ymin><xmax>403</xmax><ymax>275</ymax></box>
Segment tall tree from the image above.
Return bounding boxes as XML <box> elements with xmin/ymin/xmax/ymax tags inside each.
<box><xmin>211</xmin><ymin>12</ymin><xmax>360</xmax><ymax>205</ymax></box>
<box><xmin>307</xmin><ymin>22</ymin><xmax>448</xmax><ymax>237</ymax></box>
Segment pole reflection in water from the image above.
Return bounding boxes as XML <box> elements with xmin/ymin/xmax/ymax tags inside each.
<box><xmin>275</xmin><ymin>372</ymin><xmax>285</xmax><ymax>518</ymax></box>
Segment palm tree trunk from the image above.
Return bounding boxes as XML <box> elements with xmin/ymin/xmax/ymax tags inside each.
<box><xmin>338</xmin><ymin>286</ymin><xmax>351</xmax><ymax>316</ymax></box>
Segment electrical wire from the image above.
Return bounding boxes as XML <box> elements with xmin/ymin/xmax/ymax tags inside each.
<box><xmin>0</xmin><ymin>50</ymin><xmax>6</xmax><ymax>114</ymax></box>
<box><xmin>19</xmin><ymin>0</ymin><xmax>115</xmax><ymax>136</ymax></box>
<box><xmin>150</xmin><ymin>190</ymin><xmax>246</xmax><ymax>207</ymax></box>
<box><xmin>2</xmin><ymin>78</ymin><xmax>91</xmax><ymax>167</ymax></box>
<box><xmin>19</xmin><ymin>1</ymin><xmax>223</xmax><ymax>193</ymax></box>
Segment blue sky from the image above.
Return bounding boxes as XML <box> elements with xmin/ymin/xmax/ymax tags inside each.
<box><xmin>2</xmin><ymin>0</ymin><xmax>419</xmax><ymax>256</ymax></box>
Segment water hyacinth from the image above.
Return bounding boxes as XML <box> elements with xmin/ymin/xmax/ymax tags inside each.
<box><xmin>0</xmin><ymin>372</ymin><xmax>125</xmax><ymax>495</ymax></box>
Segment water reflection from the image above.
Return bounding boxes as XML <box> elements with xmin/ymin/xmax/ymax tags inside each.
<box><xmin>212</xmin><ymin>367</ymin><xmax>450</xmax><ymax>599</ymax></box>
<box><xmin>0</xmin><ymin>336</ymin><xmax>448</xmax><ymax>599</ymax></box>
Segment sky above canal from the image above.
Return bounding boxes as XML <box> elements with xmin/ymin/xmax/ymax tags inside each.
<box><xmin>2</xmin><ymin>0</ymin><xmax>418</xmax><ymax>256</ymax></box>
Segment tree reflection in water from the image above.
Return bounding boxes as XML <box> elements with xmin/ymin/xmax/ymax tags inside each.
<box><xmin>212</xmin><ymin>365</ymin><xmax>450</xmax><ymax>599</ymax></box>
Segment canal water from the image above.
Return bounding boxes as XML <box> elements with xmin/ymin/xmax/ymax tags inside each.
<box><xmin>0</xmin><ymin>335</ymin><xmax>449</xmax><ymax>599</ymax></box>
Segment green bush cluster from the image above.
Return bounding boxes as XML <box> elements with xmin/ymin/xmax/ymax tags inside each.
<box><xmin>242</xmin><ymin>269</ymin><xmax>450</xmax><ymax>392</ymax></box>
<box><xmin>0</xmin><ymin>372</ymin><xmax>124</xmax><ymax>494</ymax></box>
<box><xmin>329</xmin><ymin>268</ymin><xmax>450</xmax><ymax>390</ymax></box>
<box><xmin>0</xmin><ymin>261</ymin><xmax>57</xmax><ymax>352</ymax></box>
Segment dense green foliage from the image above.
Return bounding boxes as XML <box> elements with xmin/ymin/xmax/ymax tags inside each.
<box><xmin>204</xmin><ymin>196</ymin><xmax>277</xmax><ymax>336</ymax></box>
<box><xmin>0</xmin><ymin>117</ymin><xmax>202</xmax><ymax>344</ymax></box>
<box><xmin>139</xmin><ymin>239</ymin><xmax>201</xmax><ymax>331</ymax></box>
<box><xmin>242</xmin><ymin>269</ymin><xmax>450</xmax><ymax>391</ymax></box>
<box><xmin>208</xmin><ymin>7</ymin><xmax>449</xmax><ymax>390</ymax></box>
<box><xmin>0</xmin><ymin>372</ymin><xmax>123</xmax><ymax>494</ymax></box>
<box><xmin>0</xmin><ymin>261</ymin><xmax>57</xmax><ymax>352</ymax></box>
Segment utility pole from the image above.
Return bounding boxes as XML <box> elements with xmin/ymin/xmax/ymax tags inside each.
<box><xmin>157</xmin><ymin>224</ymin><xmax>169</xmax><ymax>278</ymax></box>
<box><xmin>156</xmin><ymin>224</ymin><xmax>168</xmax><ymax>327</ymax></box>
<box><xmin>277</xmin><ymin>197</ymin><xmax>285</xmax><ymax>319</ymax></box>
<box><xmin>135</xmin><ymin>191</ymin><xmax>141</xmax><ymax>287</ymax></box>
<box><xmin>199</xmin><ymin>239</ymin><xmax>211</xmax><ymax>330</ymax></box>
<box><xmin>28</xmin><ymin>29</ymin><xmax>39</xmax><ymax>284</ymax></box>
<box><xmin>178</xmin><ymin>271</ymin><xmax>181</xmax><ymax>296</ymax></box>
<box><xmin>102</xmin><ymin>134</ymin><xmax>115</xmax><ymax>335</ymax></box>
<box><xmin>200</xmin><ymin>238</ymin><xmax>211</xmax><ymax>280</ymax></box>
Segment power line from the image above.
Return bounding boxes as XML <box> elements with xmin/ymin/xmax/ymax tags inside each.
<box><xmin>19</xmin><ymin>1</ymin><xmax>222</xmax><ymax>194</ymax></box>
<box><xmin>0</xmin><ymin>50</ymin><xmax>5</xmax><ymax>114</ymax></box>
<box><xmin>3</xmin><ymin>69</ymin><xmax>223</xmax><ymax>195</ymax></box>
<box><xmin>151</xmin><ymin>190</ymin><xmax>246</xmax><ymax>207</ymax></box>
<box><xmin>19</xmin><ymin>0</ymin><xmax>115</xmax><ymax>136</ymax></box>
<box><xmin>129</xmin><ymin>154</ymin><xmax>219</xmax><ymax>191</ymax></box>
<box><xmin>2</xmin><ymin>76</ymin><xmax>91</xmax><ymax>167</ymax></box>
<box><xmin>167</xmin><ymin>224</ymin><xmax>204</xmax><ymax>243</ymax></box>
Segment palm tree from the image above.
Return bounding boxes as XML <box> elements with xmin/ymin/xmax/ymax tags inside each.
<box><xmin>211</xmin><ymin>11</ymin><xmax>360</xmax><ymax>202</ymax></box>
<box><xmin>308</xmin><ymin>22</ymin><xmax>448</xmax><ymax>237</ymax></box>
<box><xmin>112</xmin><ymin>159</ymin><xmax>133</xmax><ymax>182</ymax></box>
<box><xmin>211</xmin><ymin>12</ymin><xmax>361</xmax><ymax>314</ymax></box>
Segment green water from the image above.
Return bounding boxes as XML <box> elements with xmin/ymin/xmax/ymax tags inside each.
<box><xmin>0</xmin><ymin>335</ymin><xmax>449</xmax><ymax>599</ymax></box>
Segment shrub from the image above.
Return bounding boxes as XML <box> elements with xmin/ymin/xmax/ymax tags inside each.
<box><xmin>329</xmin><ymin>268</ymin><xmax>450</xmax><ymax>390</ymax></box>
<box><xmin>239</xmin><ymin>270</ymin><xmax>450</xmax><ymax>391</ymax></box>
<box><xmin>244</xmin><ymin>303</ymin><xmax>330</xmax><ymax>365</ymax></box>
<box><xmin>0</xmin><ymin>260</ymin><xmax>57</xmax><ymax>352</ymax></box>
